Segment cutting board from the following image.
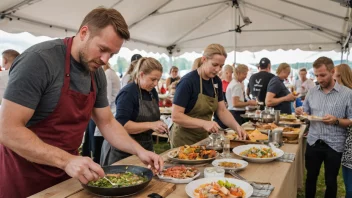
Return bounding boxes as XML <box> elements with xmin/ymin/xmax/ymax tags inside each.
<box><xmin>63</xmin><ymin>179</ymin><xmax>176</xmax><ymax>198</ymax></box>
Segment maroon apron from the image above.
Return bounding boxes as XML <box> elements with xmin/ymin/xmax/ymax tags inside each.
<box><xmin>0</xmin><ymin>37</ymin><xmax>96</xmax><ymax>198</ymax></box>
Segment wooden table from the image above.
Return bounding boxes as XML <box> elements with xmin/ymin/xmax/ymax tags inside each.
<box><xmin>31</xmin><ymin>125</ymin><xmax>306</xmax><ymax>198</ymax></box>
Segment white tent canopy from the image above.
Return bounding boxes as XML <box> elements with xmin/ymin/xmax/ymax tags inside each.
<box><xmin>0</xmin><ymin>0</ymin><xmax>351</xmax><ymax>55</ymax></box>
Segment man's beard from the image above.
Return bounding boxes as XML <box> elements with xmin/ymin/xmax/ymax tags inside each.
<box><xmin>78</xmin><ymin>43</ymin><xmax>104</xmax><ymax>72</ymax></box>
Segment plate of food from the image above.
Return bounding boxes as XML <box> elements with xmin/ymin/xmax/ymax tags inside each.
<box><xmin>233</xmin><ymin>144</ymin><xmax>284</xmax><ymax>163</ymax></box>
<box><xmin>278</xmin><ymin>120</ymin><xmax>302</xmax><ymax>127</ymax></box>
<box><xmin>212</xmin><ymin>159</ymin><xmax>248</xmax><ymax>171</ymax></box>
<box><xmin>308</xmin><ymin>115</ymin><xmax>324</xmax><ymax>121</ymax></box>
<box><xmin>83</xmin><ymin>165</ymin><xmax>153</xmax><ymax>197</ymax></box>
<box><xmin>280</xmin><ymin>114</ymin><xmax>297</xmax><ymax>121</ymax></box>
<box><xmin>241</xmin><ymin>122</ymin><xmax>256</xmax><ymax>131</ymax></box>
<box><xmin>157</xmin><ymin>165</ymin><xmax>200</xmax><ymax>184</ymax></box>
<box><xmin>167</xmin><ymin>145</ymin><xmax>218</xmax><ymax>164</ymax></box>
<box><xmin>185</xmin><ymin>177</ymin><xmax>253</xmax><ymax>198</ymax></box>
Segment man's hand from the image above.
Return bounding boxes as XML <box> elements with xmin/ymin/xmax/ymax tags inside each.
<box><xmin>150</xmin><ymin>121</ymin><xmax>168</xmax><ymax>133</ymax></box>
<box><xmin>285</xmin><ymin>93</ymin><xmax>296</xmax><ymax>102</ymax></box>
<box><xmin>236</xmin><ymin>126</ymin><xmax>247</xmax><ymax>140</ymax></box>
<box><xmin>202</xmin><ymin>121</ymin><xmax>220</xmax><ymax>133</ymax></box>
<box><xmin>322</xmin><ymin>114</ymin><xmax>338</xmax><ymax>125</ymax></box>
<box><xmin>137</xmin><ymin>150</ymin><xmax>164</xmax><ymax>173</ymax></box>
<box><xmin>247</xmin><ymin>100</ymin><xmax>257</xmax><ymax>106</ymax></box>
<box><xmin>295</xmin><ymin>107</ymin><xmax>304</xmax><ymax>115</ymax></box>
<box><xmin>64</xmin><ymin>156</ymin><xmax>105</xmax><ymax>184</ymax></box>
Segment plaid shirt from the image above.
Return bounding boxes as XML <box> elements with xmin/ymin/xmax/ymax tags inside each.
<box><xmin>303</xmin><ymin>82</ymin><xmax>352</xmax><ymax>152</ymax></box>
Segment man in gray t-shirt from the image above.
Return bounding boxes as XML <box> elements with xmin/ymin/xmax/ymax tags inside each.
<box><xmin>0</xmin><ymin>8</ymin><xmax>163</xmax><ymax>198</ymax></box>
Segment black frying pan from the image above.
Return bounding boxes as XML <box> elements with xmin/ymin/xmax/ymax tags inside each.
<box><xmin>81</xmin><ymin>165</ymin><xmax>153</xmax><ymax>197</ymax></box>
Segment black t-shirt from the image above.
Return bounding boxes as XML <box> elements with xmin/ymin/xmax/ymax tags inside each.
<box><xmin>115</xmin><ymin>83</ymin><xmax>159</xmax><ymax>126</ymax></box>
<box><xmin>4</xmin><ymin>39</ymin><xmax>108</xmax><ymax>127</ymax></box>
<box><xmin>173</xmin><ymin>70</ymin><xmax>223</xmax><ymax>114</ymax></box>
<box><xmin>247</xmin><ymin>71</ymin><xmax>275</xmax><ymax>105</ymax></box>
<box><xmin>267</xmin><ymin>76</ymin><xmax>292</xmax><ymax>114</ymax></box>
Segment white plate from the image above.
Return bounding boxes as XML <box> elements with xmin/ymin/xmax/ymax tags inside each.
<box><xmin>307</xmin><ymin>115</ymin><xmax>323</xmax><ymax>121</ymax></box>
<box><xmin>157</xmin><ymin>170</ymin><xmax>200</xmax><ymax>184</ymax></box>
<box><xmin>185</xmin><ymin>177</ymin><xmax>253</xmax><ymax>198</ymax></box>
<box><xmin>167</xmin><ymin>148</ymin><xmax>218</xmax><ymax>164</ymax></box>
<box><xmin>212</xmin><ymin>158</ymin><xmax>248</xmax><ymax>171</ymax></box>
<box><xmin>232</xmin><ymin>144</ymin><xmax>284</xmax><ymax>163</ymax></box>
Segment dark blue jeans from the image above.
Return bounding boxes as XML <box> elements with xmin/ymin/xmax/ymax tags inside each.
<box><xmin>342</xmin><ymin>166</ymin><xmax>352</xmax><ymax>198</ymax></box>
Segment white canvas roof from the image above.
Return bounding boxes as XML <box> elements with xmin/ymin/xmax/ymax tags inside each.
<box><xmin>0</xmin><ymin>0</ymin><xmax>351</xmax><ymax>55</ymax></box>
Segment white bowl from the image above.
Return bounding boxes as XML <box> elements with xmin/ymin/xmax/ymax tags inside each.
<box><xmin>212</xmin><ymin>158</ymin><xmax>248</xmax><ymax>171</ymax></box>
<box><xmin>232</xmin><ymin>144</ymin><xmax>284</xmax><ymax>163</ymax></box>
<box><xmin>185</xmin><ymin>177</ymin><xmax>253</xmax><ymax>198</ymax></box>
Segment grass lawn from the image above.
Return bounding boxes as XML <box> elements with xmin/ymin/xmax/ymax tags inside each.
<box><xmin>153</xmin><ymin>138</ymin><xmax>346</xmax><ymax>198</ymax></box>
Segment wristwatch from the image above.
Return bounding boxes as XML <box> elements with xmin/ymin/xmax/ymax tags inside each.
<box><xmin>334</xmin><ymin>118</ymin><xmax>339</xmax><ymax>126</ymax></box>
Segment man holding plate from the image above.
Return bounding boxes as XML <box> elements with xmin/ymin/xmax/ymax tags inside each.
<box><xmin>296</xmin><ymin>57</ymin><xmax>352</xmax><ymax>198</ymax></box>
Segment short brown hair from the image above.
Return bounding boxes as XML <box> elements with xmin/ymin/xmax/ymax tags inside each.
<box><xmin>276</xmin><ymin>63</ymin><xmax>291</xmax><ymax>75</ymax></box>
<box><xmin>79</xmin><ymin>7</ymin><xmax>130</xmax><ymax>40</ymax></box>
<box><xmin>2</xmin><ymin>49</ymin><xmax>20</xmax><ymax>61</ymax></box>
<box><xmin>169</xmin><ymin>66</ymin><xmax>179</xmax><ymax>74</ymax></box>
<box><xmin>313</xmin><ymin>56</ymin><xmax>334</xmax><ymax>71</ymax></box>
<box><xmin>299</xmin><ymin>68</ymin><xmax>307</xmax><ymax>73</ymax></box>
<box><xmin>132</xmin><ymin>57</ymin><xmax>163</xmax><ymax>81</ymax></box>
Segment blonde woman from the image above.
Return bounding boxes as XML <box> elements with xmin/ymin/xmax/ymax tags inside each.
<box><xmin>226</xmin><ymin>64</ymin><xmax>257</xmax><ymax>125</ymax></box>
<box><xmin>266</xmin><ymin>63</ymin><xmax>296</xmax><ymax>114</ymax></box>
<box><xmin>101</xmin><ymin>57</ymin><xmax>167</xmax><ymax>165</ymax></box>
<box><xmin>335</xmin><ymin>64</ymin><xmax>352</xmax><ymax>197</ymax></box>
<box><xmin>191</xmin><ymin>57</ymin><xmax>202</xmax><ymax>70</ymax></box>
<box><xmin>171</xmin><ymin>44</ymin><xmax>246</xmax><ymax>147</ymax></box>
<box><xmin>334</xmin><ymin>64</ymin><xmax>352</xmax><ymax>89</ymax></box>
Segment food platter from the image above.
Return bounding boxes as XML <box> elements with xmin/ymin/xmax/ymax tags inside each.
<box><xmin>211</xmin><ymin>158</ymin><xmax>248</xmax><ymax>171</ymax></box>
<box><xmin>233</xmin><ymin>144</ymin><xmax>284</xmax><ymax>163</ymax></box>
<box><xmin>167</xmin><ymin>145</ymin><xmax>218</xmax><ymax>164</ymax></box>
<box><xmin>157</xmin><ymin>165</ymin><xmax>200</xmax><ymax>184</ymax></box>
<box><xmin>185</xmin><ymin>177</ymin><xmax>253</xmax><ymax>198</ymax></box>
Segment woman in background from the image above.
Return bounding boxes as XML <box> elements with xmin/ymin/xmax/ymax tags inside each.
<box><xmin>226</xmin><ymin>64</ymin><xmax>257</xmax><ymax>125</ymax></box>
<box><xmin>166</xmin><ymin>66</ymin><xmax>180</xmax><ymax>91</ymax></box>
<box><xmin>335</xmin><ymin>64</ymin><xmax>352</xmax><ymax>197</ymax></box>
<box><xmin>334</xmin><ymin>64</ymin><xmax>352</xmax><ymax>89</ymax></box>
<box><xmin>101</xmin><ymin>57</ymin><xmax>167</xmax><ymax>165</ymax></box>
<box><xmin>93</xmin><ymin>63</ymin><xmax>121</xmax><ymax>163</ymax></box>
<box><xmin>265</xmin><ymin>63</ymin><xmax>296</xmax><ymax>114</ymax></box>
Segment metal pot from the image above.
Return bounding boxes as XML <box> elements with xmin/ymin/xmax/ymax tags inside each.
<box><xmin>268</xmin><ymin>128</ymin><xmax>283</xmax><ymax>146</ymax></box>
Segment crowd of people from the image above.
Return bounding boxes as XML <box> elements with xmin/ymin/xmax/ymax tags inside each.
<box><xmin>0</xmin><ymin>6</ymin><xmax>352</xmax><ymax>198</ymax></box>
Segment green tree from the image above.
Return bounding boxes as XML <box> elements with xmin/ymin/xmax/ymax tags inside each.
<box><xmin>172</xmin><ymin>58</ymin><xmax>192</xmax><ymax>71</ymax></box>
<box><xmin>158</xmin><ymin>57</ymin><xmax>170</xmax><ymax>73</ymax></box>
<box><xmin>115</xmin><ymin>57</ymin><xmax>129</xmax><ymax>75</ymax></box>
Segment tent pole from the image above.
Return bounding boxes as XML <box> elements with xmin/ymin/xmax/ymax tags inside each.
<box><xmin>280</xmin><ymin>0</ymin><xmax>346</xmax><ymax>20</ymax></box>
<box><xmin>153</xmin><ymin>0</ymin><xmax>231</xmax><ymax>16</ymax></box>
<box><xmin>241</xmin><ymin>1</ymin><xmax>342</xmax><ymax>39</ymax></box>
<box><xmin>172</xmin><ymin>4</ymin><xmax>229</xmax><ymax>45</ymax></box>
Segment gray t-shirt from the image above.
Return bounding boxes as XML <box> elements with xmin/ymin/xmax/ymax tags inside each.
<box><xmin>4</xmin><ymin>39</ymin><xmax>108</xmax><ymax>127</ymax></box>
<box><xmin>267</xmin><ymin>76</ymin><xmax>292</xmax><ymax>114</ymax></box>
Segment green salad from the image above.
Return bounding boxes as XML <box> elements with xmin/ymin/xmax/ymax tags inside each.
<box><xmin>88</xmin><ymin>172</ymin><xmax>148</xmax><ymax>188</ymax></box>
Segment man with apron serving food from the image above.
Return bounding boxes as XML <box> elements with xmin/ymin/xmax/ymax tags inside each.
<box><xmin>0</xmin><ymin>8</ymin><xmax>163</xmax><ymax>198</ymax></box>
<box><xmin>171</xmin><ymin>44</ymin><xmax>246</xmax><ymax>147</ymax></box>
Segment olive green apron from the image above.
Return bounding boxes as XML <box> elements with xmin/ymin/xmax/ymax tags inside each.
<box><xmin>171</xmin><ymin>72</ymin><xmax>218</xmax><ymax>147</ymax></box>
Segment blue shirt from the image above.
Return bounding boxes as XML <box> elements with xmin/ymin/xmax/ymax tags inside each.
<box><xmin>303</xmin><ymin>82</ymin><xmax>352</xmax><ymax>152</ymax></box>
<box><xmin>267</xmin><ymin>76</ymin><xmax>292</xmax><ymax>114</ymax></box>
<box><xmin>173</xmin><ymin>70</ymin><xmax>223</xmax><ymax>114</ymax></box>
<box><xmin>115</xmin><ymin>83</ymin><xmax>159</xmax><ymax>126</ymax></box>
